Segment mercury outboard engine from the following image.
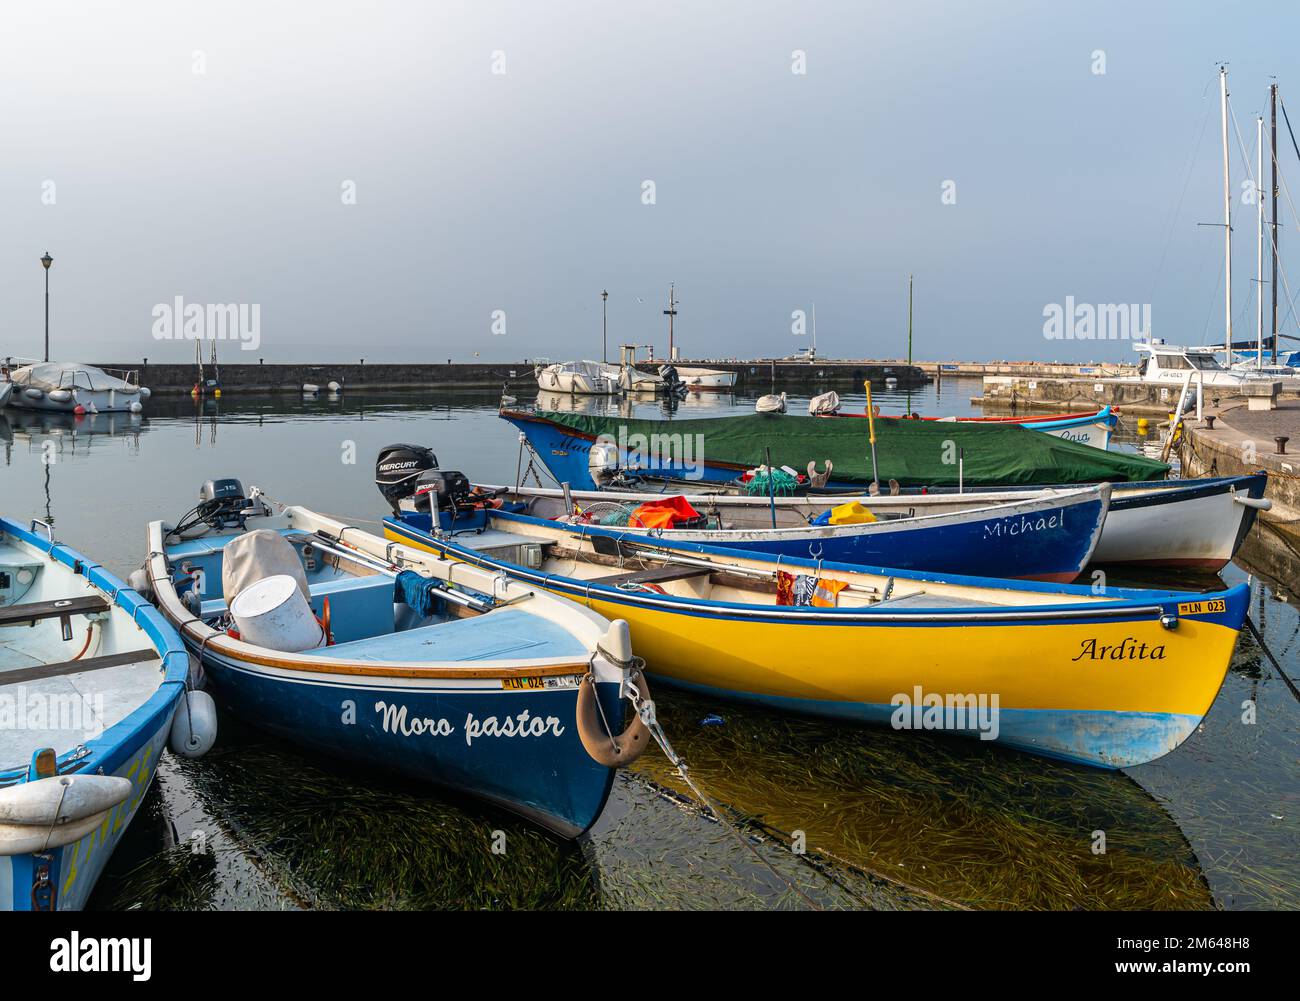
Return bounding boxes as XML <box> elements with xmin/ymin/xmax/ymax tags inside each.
<box><xmin>375</xmin><ymin>443</ymin><xmax>439</xmax><ymax>514</ymax></box>
<box><xmin>410</xmin><ymin>469</ymin><xmax>474</xmax><ymax>514</ymax></box>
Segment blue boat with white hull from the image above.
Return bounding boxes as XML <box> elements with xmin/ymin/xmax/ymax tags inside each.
<box><xmin>1</xmin><ymin>516</ymin><xmax>215</xmax><ymax>911</ymax></box>
<box><xmin>144</xmin><ymin>486</ymin><xmax>651</xmax><ymax>838</ymax></box>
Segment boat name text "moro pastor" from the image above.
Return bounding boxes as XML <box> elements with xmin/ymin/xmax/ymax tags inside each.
<box><xmin>372</xmin><ymin>701</ymin><xmax>565</xmax><ymax>745</ymax></box>
<box><xmin>983</xmin><ymin>509</ymin><xmax>1064</xmax><ymax>538</ymax></box>
<box><xmin>1072</xmin><ymin>637</ymin><xmax>1167</xmax><ymax>661</ymax></box>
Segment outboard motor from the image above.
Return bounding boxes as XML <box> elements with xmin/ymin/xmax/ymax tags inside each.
<box><xmin>588</xmin><ymin>439</ymin><xmax>621</xmax><ymax>487</ymax></box>
<box><xmin>197</xmin><ymin>479</ymin><xmax>263</xmax><ymax>531</ymax></box>
<box><xmin>411</xmin><ymin>469</ymin><xmax>474</xmax><ymax>513</ymax></box>
<box><xmin>376</xmin><ymin>444</ymin><xmax>439</xmax><ymax>514</ymax></box>
<box><xmin>658</xmin><ymin>364</ymin><xmax>687</xmax><ymax>398</ymax></box>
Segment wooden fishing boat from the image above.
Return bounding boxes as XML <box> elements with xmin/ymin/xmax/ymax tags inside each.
<box><xmin>445</xmin><ymin>483</ymin><xmax>1111</xmax><ymax>583</ymax></box>
<box><xmin>1</xmin><ymin>516</ymin><xmax>214</xmax><ymax>911</ymax></box>
<box><xmin>494</xmin><ymin>473</ymin><xmax>1270</xmax><ymax>571</ymax></box>
<box><xmin>143</xmin><ymin>483</ymin><xmax>651</xmax><ymax>838</ymax></box>
<box><xmin>499</xmin><ymin>408</ymin><xmax>1169</xmax><ymax>491</ymax></box>
<box><xmin>382</xmin><ymin>506</ymin><xmax>1248</xmax><ymax>769</ymax></box>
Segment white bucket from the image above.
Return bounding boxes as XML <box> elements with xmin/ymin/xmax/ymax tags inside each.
<box><xmin>229</xmin><ymin>574</ymin><xmax>324</xmax><ymax>652</ymax></box>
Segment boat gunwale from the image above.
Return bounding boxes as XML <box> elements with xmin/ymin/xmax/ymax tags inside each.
<box><xmin>384</xmin><ymin>514</ymin><xmax>1249</xmax><ymax>629</ymax></box>
<box><xmin>145</xmin><ymin>519</ymin><xmax>597</xmax><ymax>681</ymax></box>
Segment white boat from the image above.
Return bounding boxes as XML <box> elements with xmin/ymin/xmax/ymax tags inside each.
<box><xmin>534</xmin><ymin>360</ymin><xmax>620</xmax><ymax>396</ymax></box>
<box><xmin>6</xmin><ymin>362</ymin><xmax>150</xmax><ymax>414</ymax></box>
<box><xmin>675</xmin><ymin>366</ymin><xmax>737</xmax><ymax>389</ymax></box>
<box><xmin>1130</xmin><ymin>341</ymin><xmax>1273</xmax><ymax>390</ymax></box>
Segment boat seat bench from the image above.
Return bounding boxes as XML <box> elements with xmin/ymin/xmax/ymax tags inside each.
<box><xmin>594</xmin><ymin>564</ymin><xmax>708</xmax><ymax>587</ymax></box>
<box><xmin>0</xmin><ymin>594</ymin><xmax>109</xmax><ymax>627</ymax></box>
<box><xmin>0</xmin><ymin>648</ymin><xmax>160</xmax><ymax>687</ymax></box>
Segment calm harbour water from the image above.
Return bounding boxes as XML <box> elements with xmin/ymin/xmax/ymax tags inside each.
<box><xmin>1</xmin><ymin>378</ymin><xmax>1296</xmax><ymax>910</ymax></box>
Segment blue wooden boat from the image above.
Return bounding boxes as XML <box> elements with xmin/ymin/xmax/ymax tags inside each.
<box><xmin>144</xmin><ymin>487</ymin><xmax>651</xmax><ymax>838</ymax></box>
<box><xmin>436</xmin><ymin>484</ymin><xmax>1111</xmax><ymax>582</ymax></box>
<box><xmin>502</xmin><ymin>473</ymin><xmax>1269</xmax><ymax>571</ymax></box>
<box><xmin>1</xmin><ymin>516</ymin><xmax>215</xmax><ymax>911</ymax></box>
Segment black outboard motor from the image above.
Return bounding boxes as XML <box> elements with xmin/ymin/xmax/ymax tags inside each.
<box><xmin>376</xmin><ymin>444</ymin><xmax>439</xmax><ymax>514</ymax></box>
<box><xmin>410</xmin><ymin>469</ymin><xmax>474</xmax><ymax>514</ymax></box>
<box><xmin>658</xmin><ymin>364</ymin><xmax>688</xmax><ymax>399</ymax></box>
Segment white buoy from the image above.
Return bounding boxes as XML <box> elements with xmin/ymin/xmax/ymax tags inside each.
<box><xmin>169</xmin><ymin>690</ymin><xmax>218</xmax><ymax>758</ymax></box>
<box><xmin>229</xmin><ymin>574</ymin><xmax>324</xmax><ymax>652</ymax></box>
<box><xmin>327</xmin><ymin>381</ymin><xmax>341</xmax><ymax>392</ymax></box>
<box><xmin>0</xmin><ymin>774</ymin><xmax>132</xmax><ymax>854</ymax></box>
<box><xmin>302</xmin><ymin>383</ymin><xmax>320</xmax><ymax>394</ymax></box>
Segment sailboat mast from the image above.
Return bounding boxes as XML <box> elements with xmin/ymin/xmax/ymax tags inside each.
<box><xmin>1257</xmin><ymin>115</ymin><xmax>1265</xmax><ymax>367</ymax></box>
<box><xmin>1271</xmin><ymin>83</ymin><xmax>1280</xmax><ymax>365</ymax></box>
<box><xmin>811</xmin><ymin>301</ymin><xmax>817</xmax><ymax>357</ymax></box>
<box><xmin>1220</xmin><ymin>66</ymin><xmax>1233</xmax><ymax>366</ymax></box>
<box><xmin>907</xmin><ymin>274</ymin><xmax>913</xmax><ymax>366</ymax></box>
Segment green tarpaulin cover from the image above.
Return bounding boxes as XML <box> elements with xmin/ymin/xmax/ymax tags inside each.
<box><xmin>533</xmin><ymin>410</ymin><xmax>1169</xmax><ymax>487</ymax></box>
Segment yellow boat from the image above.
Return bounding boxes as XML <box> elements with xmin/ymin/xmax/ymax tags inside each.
<box><xmin>382</xmin><ymin>504</ymin><xmax>1247</xmax><ymax>769</ymax></box>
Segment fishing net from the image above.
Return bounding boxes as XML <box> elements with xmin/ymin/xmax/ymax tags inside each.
<box><xmin>745</xmin><ymin>467</ymin><xmax>799</xmax><ymax>496</ymax></box>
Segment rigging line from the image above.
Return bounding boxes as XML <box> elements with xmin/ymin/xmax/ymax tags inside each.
<box><xmin>1149</xmin><ymin>95</ymin><xmax>1215</xmax><ymax>303</ymax></box>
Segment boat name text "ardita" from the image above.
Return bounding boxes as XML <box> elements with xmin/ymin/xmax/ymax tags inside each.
<box><xmin>372</xmin><ymin>701</ymin><xmax>565</xmax><ymax>745</ymax></box>
<box><xmin>1072</xmin><ymin>637</ymin><xmax>1167</xmax><ymax>661</ymax></box>
<box><xmin>983</xmin><ymin>510</ymin><xmax>1065</xmax><ymax>538</ymax></box>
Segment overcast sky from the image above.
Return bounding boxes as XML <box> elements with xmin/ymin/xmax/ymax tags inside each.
<box><xmin>2</xmin><ymin>0</ymin><xmax>1297</xmax><ymax>365</ymax></box>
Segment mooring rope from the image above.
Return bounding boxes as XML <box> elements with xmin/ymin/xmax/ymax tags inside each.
<box><xmin>1244</xmin><ymin>614</ymin><xmax>1300</xmax><ymax>703</ymax></box>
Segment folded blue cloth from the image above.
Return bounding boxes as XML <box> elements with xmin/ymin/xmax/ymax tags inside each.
<box><xmin>394</xmin><ymin>569</ymin><xmax>444</xmax><ymax>618</ymax></box>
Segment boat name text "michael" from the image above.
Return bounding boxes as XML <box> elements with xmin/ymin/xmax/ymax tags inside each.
<box><xmin>983</xmin><ymin>509</ymin><xmax>1065</xmax><ymax>538</ymax></box>
<box><xmin>1072</xmin><ymin>637</ymin><xmax>1167</xmax><ymax>661</ymax></box>
<box><xmin>373</xmin><ymin>701</ymin><xmax>565</xmax><ymax>745</ymax></box>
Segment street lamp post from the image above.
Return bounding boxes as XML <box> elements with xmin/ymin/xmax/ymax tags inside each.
<box><xmin>41</xmin><ymin>252</ymin><xmax>53</xmax><ymax>363</ymax></box>
<box><xmin>601</xmin><ymin>289</ymin><xmax>608</xmax><ymax>363</ymax></box>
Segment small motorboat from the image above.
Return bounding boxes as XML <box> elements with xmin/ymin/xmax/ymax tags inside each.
<box><xmin>534</xmin><ymin>361</ymin><xmax>620</xmax><ymax>396</ymax></box>
<box><xmin>5</xmin><ymin>362</ymin><xmax>150</xmax><ymax>414</ymax></box>
<box><xmin>379</xmin><ymin>483</ymin><xmax>1249</xmax><ymax>770</ymax></box>
<box><xmin>519</xmin><ymin>473</ymin><xmax>1271</xmax><ymax>572</ymax></box>
<box><xmin>144</xmin><ymin>478</ymin><xmax>652</xmax><ymax>838</ymax></box>
<box><xmin>675</xmin><ymin>367</ymin><xmax>737</xmax><ymax>389</ymax></box>
<box><xmin>1</xmin><ymin>516</ymin><xmax>214</xmax><ymax>911</ymax></box>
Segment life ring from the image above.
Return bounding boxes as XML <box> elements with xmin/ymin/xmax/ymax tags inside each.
<box><xmin>575</xmin><ymin>671</ymin><xmax>650</xmax><ymax>767</ymax></box>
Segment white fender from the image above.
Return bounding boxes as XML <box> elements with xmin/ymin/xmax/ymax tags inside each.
<box><xmin>0</xmin><ymin>775</ymin><xmax>132</xmax><ymax>855</ymax></box>
<box><xmin>169</xmin><ymin>690</ymin><xmax>217</xmax><ymax>758</ymax></box>
<box><xmin>23</xmin><ymin>387</ymin><xmax>43</xmax><ymax>400</ymax></box>
<box><xmin>138</xmin><ymin>386</ymin><xmax>152</xmax><ymax>399</ymax></box>
<box><xmin>47</xmin><ymin>389</ymin><xmax>72</xmax><ymax>404</ymax></box>
<box><xmin>128</xmin><ymin>401</ymin><xmax>143</xmax><ymax>413</ymax></box>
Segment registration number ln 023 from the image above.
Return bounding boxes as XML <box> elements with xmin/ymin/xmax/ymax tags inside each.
<box><xmin>1177</xmin><ymin>599</ymin><xmax>1227</xmax><ymax>616</ymax></box>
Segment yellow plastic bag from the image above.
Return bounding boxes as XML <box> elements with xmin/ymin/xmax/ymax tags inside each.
<box><xmin>827</xmin><ymin>501</ymin><xmax>876</xmax><ymax>525</ymax></box>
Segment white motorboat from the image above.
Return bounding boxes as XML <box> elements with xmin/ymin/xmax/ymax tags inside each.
<box><xmin>534</xmin><ymin>360</ymin><xmax>620</xmax><ymax>396</ymax></box>
<box><xmin>1130</xmin><ymin>341</ymin><xmax>1273</xmax><ymax>390</ymax></box>
<box><xmin>6</xmin><ymin>362</ymin><xmax>150</xmax><ymax>414</ymax></box>
<box><xmin>674</xmin><ymin>366</ymin><xmax>737</xmax><ymax>389</ymax></box>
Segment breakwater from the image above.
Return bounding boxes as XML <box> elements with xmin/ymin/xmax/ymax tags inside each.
<box><xmin>100</xmin><ymin>359</ymin><xmax>929</xmax><ymax>395</ymax></box>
